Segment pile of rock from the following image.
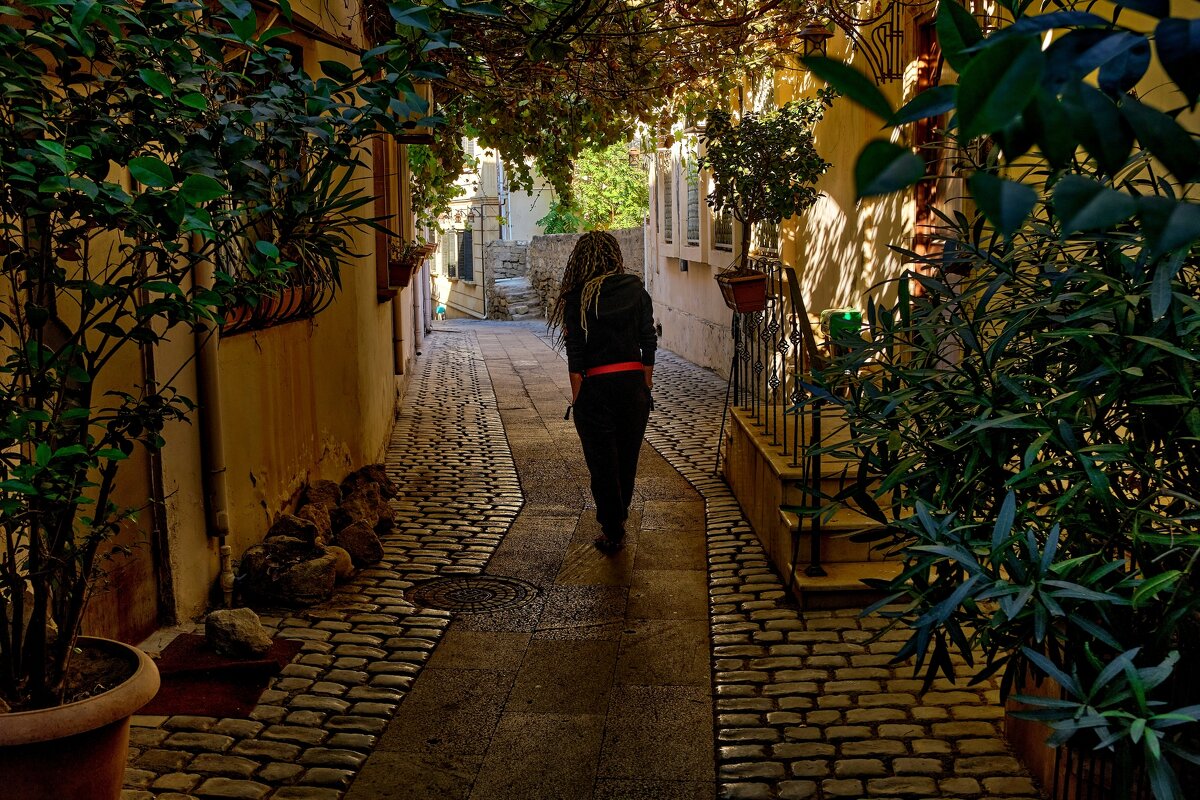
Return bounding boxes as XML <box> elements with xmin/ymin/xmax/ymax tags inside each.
<box><xmin>237</xmin><ymin>464</ymin><xmax>397</xmax><ymax>607</ymax></box>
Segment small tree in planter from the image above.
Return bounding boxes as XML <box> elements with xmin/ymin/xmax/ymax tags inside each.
<box><xmin>699</xmin><ymin>92</ymin><xmax>833</xmax><ymax>312</ymax></box>
<box><xmin>803</xmin><ymin>1</ymin><xmax>1200</xmax><ymax>796</ymax></box>
<box><xmin>0</xmin><ymin>0</ymin><xmax>444</xmax><ymax>731</ymax></box>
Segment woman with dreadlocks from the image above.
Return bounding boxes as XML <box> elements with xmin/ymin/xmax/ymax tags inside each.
<box><xmin>549</xmin><ymin>231</ymin><xmax>657</xmax><ymax>554</ymax></box>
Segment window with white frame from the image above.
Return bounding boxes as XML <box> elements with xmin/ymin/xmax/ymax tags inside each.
<box><xmin>657</xmin><ymin>150</ymin><xmax>673</xmax><ymax>244</ymax></box>
<box><xmin>754</xmin><ymin>219</ymin><xmax>780</xmax><ymax>257</ymax></box>
<box><xmin>442</xmin><ymin>229</ymin><xmax>459</xmax><ymax>279</ymax></box>
<box><xmin>713</xmin><ymin>209</ymin><xmax>733</xmax><ymax>251</ymax></box>
<box><xmin>685</xmin><ymin>154</ymin><xmax>700</xmax><ymax>247</ymax></box>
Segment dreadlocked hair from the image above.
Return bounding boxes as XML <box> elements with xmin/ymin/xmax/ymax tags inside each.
<box><xmin>548</xmin><ymin>230</ymin><xmax>625</xmax><ymax>344</ymax></box>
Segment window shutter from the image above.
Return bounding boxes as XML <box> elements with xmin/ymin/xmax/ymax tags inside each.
<box><xmin>458</xmin><ymin>229</ymin><xmax>474</xmax><ymax>281</ymax></box>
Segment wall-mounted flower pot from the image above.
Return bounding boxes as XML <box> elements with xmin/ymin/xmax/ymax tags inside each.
<box><xmin>716</xmin><ymin>270</ymin><xmax>769</xmax><ymax>313</ymax></box>
<box><xmin>0</xmin><ymin>637</ymin><xmax>160</xmax><ymax>800</ymax></box>
<box><xmin>388</xmin><ymin>260</ymin><xmax>419</xmax><ymax>289</ymax></box>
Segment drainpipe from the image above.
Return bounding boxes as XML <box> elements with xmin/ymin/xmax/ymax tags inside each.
<box><xmin>193</xmin><ymin>235</ymin><xmax>235</xmax><ymax>607</ymax></box>
<box><xmin>392</xmin><ymin>292</ymin><xmax>406</xmax><ymax>374</ymax></box>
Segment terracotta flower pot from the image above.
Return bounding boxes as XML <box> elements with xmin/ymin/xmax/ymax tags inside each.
<box><xmin>0</xmin><ymin>637</ymin><xmax>160</xmax><ymax>800</ymax></box>
<box><xmin>716</xmin><ymin>269</ymin><xmax>769</xmax><ymax>313</ymax></box>
<box><xmin>388</xmin><ymin>259</ymin><xmax>419</xmax><ymax>288</ymax></box>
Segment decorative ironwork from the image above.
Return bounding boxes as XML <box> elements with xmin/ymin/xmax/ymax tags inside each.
<box><xmin>408</xmin><ymin>575</ymin><xmax>538</xmax><ymax>613</ymax></box>
<box><xmin>807</xmin><ymin>0</ymin><xmax>937</xmax><ymax>85</ymax></box>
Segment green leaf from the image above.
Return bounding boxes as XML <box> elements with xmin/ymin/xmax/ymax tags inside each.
<box><xmin>1098</xmin><ymin>37</ymin><xmax>1150</xmax><ymax>94</ymax></box>
<box><xmin>1028</xmin><ymin>89</ymin><xmax>1076</xmax><ymax>169</ymax></box>
<box><xmin>180</xmin><ymin>174</ymin><xmax>226</xmax><ymax>204</ymax></box>
<box><xmin>1129</xmin><ymin>335</ymin><xmax>1199</xmax><ymax>362</ymax></box>
<box><xmin>1063</xmin><ymin>85</ymin><xmax>1134</xmax><ymax>176</ymax></box>
<box><xmin>937</xmin><ymin>0</ymin><xmax>984</xmax><ymax>72</ymax></box>
<box><xmin>229</xmin><ymin>10</ymin><xmax>257</xmax><ymax>41</ymax></box>
<box><xmin>855</xmin><ymin>140</ymin><xmax>925</xmax><ymax>199</ymax></box>
<box><xmin>969</xmin><ymin>173</ymin><xmax>1037</xmax><ymax>240</ymax></box>
<box><xmin>801</xmin><ymin>57</ymin><xmax>893</xmax><ymax>122</ymax></box>
<box><xmin>1150</xmin><ymin>249</ymin><xmax>1185</xmax><ymax>321</ymax></box>
<box><xmin>137</xmin><ymin>68</ymin><xmax>173</xmax><ymax>96</ymax></box>
<box><xmin>127</xmin><ymin>156</ymin><xmax>174</xmax><ymax>188</ymax></box>
<box><xmin>958</xmin><ymin>37</ymin><xmax>1044</xmax><ymax>139</ymax></box>
<box><xmin>1052</xmin><ymin>176</ymin><xmax>1136</xmax><ymax>234</ymax></box>
<box><xmin>1138</xmin><ymin>197</ymin><xmax>1200</xmax><ymax>256</ymax></box>
<box><xmin>1121</xmin><ymin>97</ymin><xmax>1199</xmax><ymax>182</ymax></box>
<box><xmin>992</xmin><ymin>491</ymin><xmax>1016</xmax><ymax>550</ymax></box>
<box><xmin>218</xmin><ymin>0</ymin><xmax>252</xmax><ymax>18</ymax></box>
<box><xmin>1155</xmin><ymin>19</ymin><xmax>1200</xmax><ymax>107</ymax></box>
<box><xmin>320</xmin><ymin>59</ymin><xmax>354</xmax><ymax>83</ymax></box>
<box><xmin>255</xmin><ymin>240</ymin><xmax>280</xmax><ymax>259</ymax></box>
<box><xmin>887</xmin><ymin>86</ymin><xmax>957</xmax><ymax>127</ymax></box>
<box><xmin>179</xmin><ymin>92</ymin><xmax>209</xmax><ymax>110</ymax></box>
<box><xmin>1132</xmin><ymin>570</ymin><xmax>1181</xmax><ymax>608</ymax></box>
<box><xmin>390</xmin><ymin>3</ymin><xmax>433</xmax><ymax>31</ymax></box>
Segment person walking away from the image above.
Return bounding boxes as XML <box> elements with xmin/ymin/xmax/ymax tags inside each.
<box><xmin>548</xmin><ymin>231</ymin><xmax>656</xmax><ymax>554</ymax></box>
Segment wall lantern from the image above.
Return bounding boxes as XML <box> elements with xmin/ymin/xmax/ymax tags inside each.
<box><xmin>798</xmin><ymin>21</ymin><xmax>835</xmax><ymax>58</ymax></box>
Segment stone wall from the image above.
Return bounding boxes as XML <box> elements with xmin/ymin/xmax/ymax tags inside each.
<box><xmin>528</xmin><ymin>227</ymin><xmax>646</xmax><ymax>316</ymax></box>
<box><xmin>486</xmin><ymin>239</ymin><xmax>529</xmax><ymax>280</ymax></box>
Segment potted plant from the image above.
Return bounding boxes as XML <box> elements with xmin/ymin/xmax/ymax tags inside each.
<box><xmin>0</xmin><ymin>2</ymin><xmax>434</xmax><ymax>796</ymax></box>
<box><xmin>387</xmin><ymin>238</ymin><xmax>430</xmax><ymax>288</ymax></box>
<box><xmin>803</xmin><ymin>1</ymin><xmax>1200</xmax><ymax>796</ymax></box>
<box><xmin>699</xmin><ymin>94</ymin><xmax>833</xmax><ymax>313</ymax></box>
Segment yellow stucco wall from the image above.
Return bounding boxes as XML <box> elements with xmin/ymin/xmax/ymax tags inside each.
<box><xmin>94</xmin><ymin>15</ymin><xmax>420</xmax><ymax>628</ymax></box>
<box><xmin>647</xmin><ymin>21</ymin><xmax>924</xmax><ymax>375</ymax></box>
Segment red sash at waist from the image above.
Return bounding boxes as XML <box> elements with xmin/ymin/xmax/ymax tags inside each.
<box><xmin>584</xmin><ymin>361</ymin><xmax>645</xmax><ymax>377</ymax></box>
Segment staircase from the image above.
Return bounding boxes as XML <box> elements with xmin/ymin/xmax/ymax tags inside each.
<box><xmin>724</xmin><ymin>406</ymin><xmax>903</xmax><ymax>609</ymax></box>
<box><xmin>491</xmin><ymin>276</ymin><xmax>543</xmax><ymax>321</ymax></box>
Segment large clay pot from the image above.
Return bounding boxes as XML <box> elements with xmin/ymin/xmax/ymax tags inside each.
<box><xmin>0</xmin><ymin>637</ymin><xmax>160</xmax><ymax>800</ymax></box>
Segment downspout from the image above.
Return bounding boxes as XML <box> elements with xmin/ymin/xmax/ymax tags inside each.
<box><xmin>393</xmin><ymin>142</ymin><xmax>412</xmax><ymax>374</ymax></box>
<box><xmin>193</xmin><ymin>235</ymin><xmax>235</xmax><ymax>607</ymax></box>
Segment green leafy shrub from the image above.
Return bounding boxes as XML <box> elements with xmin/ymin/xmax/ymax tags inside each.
<box><xmin>803</xmin><ymin>1</ymin><xmax>1200</xmax><ymax>795</ymax></box>
<box><xmin>699</xmin><ymin>93</ymin><xmax>834</xmax><ymax>270</ymax></box>
<box><xmin>0</xmin><ymin>0</ymin><xmax>445</xmax><ymax>711</ymax></box>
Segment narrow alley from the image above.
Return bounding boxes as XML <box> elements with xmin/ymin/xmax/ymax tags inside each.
<box><xmin>124</xmin><ymin>322</ymin><xmax>1039</xmax><ymax>800</ymax></box>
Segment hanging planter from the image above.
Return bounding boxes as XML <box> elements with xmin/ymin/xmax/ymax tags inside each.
<box><xmin>387</xmin><ymin>239</ymin><xmax>430</xmax><ymax>289</ymax></box>
<box><xmin>387</xmin><ymin>259</ymin><xmax>420</xmax><ymax>288</ymax></box>
<box><xmin>716</xmin><ymin>269</ymin><xmax>769</xmax><ymax>313</ymax></box>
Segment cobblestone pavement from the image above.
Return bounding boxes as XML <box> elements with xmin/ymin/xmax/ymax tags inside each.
<box><xmin>123</xmin><ymin>320</ymin><xmax>1041</xmax><ymax>800</ymax></box>
<box><xmin>123</xmin><ymin>326</ymin><xmax>523</xmax><ymax>800</ymax></box>
<box><xmin>636</xmin><ymin>346</ymin><xmax>1041</xmax><ymax>800</ymax></box>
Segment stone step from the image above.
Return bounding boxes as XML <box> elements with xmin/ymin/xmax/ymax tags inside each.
<box><xmin>787</xmin><ymin>560</ymin><xmax>904</xmax><ymax>610</ymax></box>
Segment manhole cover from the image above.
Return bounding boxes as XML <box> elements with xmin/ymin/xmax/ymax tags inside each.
<box><xmin>408</xmin><ymin>576</ymin><xmax>538</xmax><ymax>613</ymax></box>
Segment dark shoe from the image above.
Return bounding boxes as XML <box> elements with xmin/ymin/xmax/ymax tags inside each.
<box><xmin>593</xmin><ymin>534</ymin><xmax>625</xmax><ymax>554</ymax></box>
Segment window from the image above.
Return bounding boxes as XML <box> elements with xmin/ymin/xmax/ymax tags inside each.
<box><xmin>657</xmin><ymin>150</ymin><xmax>673</xmax><ymax>244</ymax></box>
<box><xmin>458</xmin><ymin>228</ymin><xmax>474</xmax><ymax>282</ymax></box>
<box><xmin>685</xmin><ymin>152</ymin><xmax>700</xmax><ymax>247</ymax></box>
<box><xmin>713</xmin><ymin>208</ymin><xmax>733</xmax><ymax>251</ymax></box>
<box><xmin>442</xmin><ymin>230</ymin><xmax>458</xmax><ymax>278</ymax></box>
<box><xmin>755</xmin><ymin>219</ymin><xmax>780</xmax><ymax>257</ymax></box>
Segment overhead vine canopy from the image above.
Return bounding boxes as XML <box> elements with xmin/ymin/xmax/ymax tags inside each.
<box><xmin>377</xmin><ymin>0</ymin><xmax>821</xmax><ymax>203</ymax></box>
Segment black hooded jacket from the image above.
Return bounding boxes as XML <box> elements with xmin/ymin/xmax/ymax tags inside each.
<box><xmin>563</xmin><ymin>273</ymin><xmax>657</xmax><ymax>374</ymax></box>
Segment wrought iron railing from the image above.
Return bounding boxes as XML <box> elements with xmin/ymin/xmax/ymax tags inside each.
<box><xmin>728</xmin><ymin>258</ymin><xmax>818</xmax><ymax>469</ymax></box>
<box><xmin>720</xmin><ymin>257</ymin><xmax>831</xmax><ymax>577</ymax></box>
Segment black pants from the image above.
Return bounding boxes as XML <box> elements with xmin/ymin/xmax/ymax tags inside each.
<box><xmin>573</xmin><ymin>371</ymin><xmax>652</xmax><ymax>539</ymax></box>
